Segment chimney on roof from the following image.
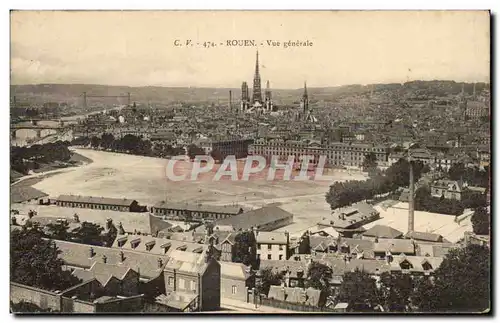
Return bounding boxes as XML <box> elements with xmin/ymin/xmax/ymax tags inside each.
<box><xmin>118</xmin><ymin>222</ymin><xmax>125</xmax><ymax>235</ymax></box>
<box><xmin>253</xmin><ymin>226</ymin><xmax>258</xmax><ymax>237</ymax></box>
<box><xmin>106</xmin><ymin>218</ymin><xmax>113</xmax><ymax>230</ymax></box>
<box><xmin>157</xmin><ymin>258</ymin><xmax>163</xmax><ymax>268</ymax></box>
<box><xmin>89</xmin><ymin>247</ymin><xmax>94</xmax><ymax>258</ymax></box>
<box><xmin>102</xmin><ymin>255</ymin><xmax>107</xmax><ymax>264</ymax></box>
<box><xmin>119</xmin><ymin>251</ymin><xmax>125</xmax><ymax>262</ymax></box>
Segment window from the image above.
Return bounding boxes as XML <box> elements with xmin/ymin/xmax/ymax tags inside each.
<box><xmin>267</xmin><ymin>254</ymin><xmax>272</xmax><ymax>260</ymax></box>
<box><xmin>168</xmin><ymin>277</ymin><xmax>174</xmax><ymax>286</ymax></box>
<box><xmin>267</xmin><ymin>245</ymin><xmax>272</xmax><ymax>250</ymax></box>
<box><xmin>179</xmin><ymin>278</ymin><xmax>185</xmax><ymax>290</ymax></box>
<box><xmin>232</xmin><ymin>285</ymin><xmax>237</xmax><ymax>295</ymax></box>
<box><xmin>422</xmin><ymin>261</ymin><xmax>433</xmax><ymax>271</ymax></box>
<box><xmin>190</xmin><ymin>280</ymin><xmax>196</xmax><ymax>291</ymax></box>
<box><xmin>257</xmin><ymin>244</ymin><xmax>261</xmax><ymax>250</ymax></box>
<box><xmin>400</xmin><ymin>260</ymin><xmax>413</xmax><ymax>270</ymax></box>
<box><xmin>279</xmin><ymin>255</ymin><xmax>283</xmax><ymax>260</ymax></box>
<box><xmin>279</xmin><ymin>245</ymin><xmax>283</xmax><ymax>251</ymax></box>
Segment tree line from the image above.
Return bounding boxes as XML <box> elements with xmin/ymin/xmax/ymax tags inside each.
<box><xmin>71</xmin><ymin>134</ymin><xmax>185</xmax><ymax>158</ymax></box>
<box><xmin>448</xmin><ymin>163</ymin><xmax>490</xmax><ymax>188</ymax></box>
<box><xmin>414</xmin><ymin>186</ymin><xmax>487</xmax><ymax>216</ymax></box>
<box><xmin>326</xmin><ymin>158</ymin><xmax>425</xmax><ymax>209</ymax></box>
<box><xmin>11</xmin><ymin>141</ymin><xmax>72</xmax><ymax>174</ymax></box>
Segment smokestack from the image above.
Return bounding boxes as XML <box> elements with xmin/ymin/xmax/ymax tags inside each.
<box><xmin>408</xmin><ymin>155</ymin><xmax>415</xmax><ymax>234</ymax></box>
<box><xmin>229</xmin><ymin>90</ymin><xmax>232</xmax><ymax>111</ymax></box>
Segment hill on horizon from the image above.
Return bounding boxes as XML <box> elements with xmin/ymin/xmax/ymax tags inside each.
<box><xmin>10</xmin><ymin>80</ymin><xmax>490</xmax><ymax>107</ymax></box>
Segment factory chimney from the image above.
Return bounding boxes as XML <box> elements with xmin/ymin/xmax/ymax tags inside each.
<box><xmin>229</xmin><ymin>90</ymin><xmax>232</xmax><ymax>111</ymax></box>
<box><xmin>408</xmin><ymin>152</ymin><xmax>415</xmax><ymax>234</ymax></box>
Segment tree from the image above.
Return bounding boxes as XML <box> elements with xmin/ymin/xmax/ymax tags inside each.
<box><xmin>210</xmin><ymin>149</ymin><xmax>223</xmax><ymax>164</ymax></box>
<box><xmin>258</xmin><ymin>267</ymin><xmax>284</xmax><ymax>296</ymax></box>
<box><xmin>11</xmin><ymin>227</ymin><xmax>81</xmax><ymax>291</ymax></box>
<box><xmin>362</xmin><ymin>152</ymin><xmax>378</xmax><ymax>173</ymax></box>
<box><xmin>378</xmin><ymin>272</ymin><xmax>413</xmax><ymax>312</ymax></box>
<box><xmin>471</xmin><ymin>207</ymin><xmax>490</xmax><ymax>235</ymax></box>
<box><xmin>297</xmin><ymin>232</ymin><xmax>311</xmax><ymax>254</ymax></box>
<box><xmin>233</xmin><ymin>231</ymin><xmax>257</xmax><ymax>269</ymax></box>
<box><xmin>90</xmin><ymin>136</ymin><xmax>101</xmax><ymax>149</ymax></box>
<box><xmin>411</xmin><ymin>276</ymin><xmax>439</xmax><ymax>312</ymax></box>
<box><xmin>45</xmin><ymin>221</ymin><xmax>70</xmax><ymax>241</ymax></box>
<box><xmin>385</xmin><ymin>159</ymin><xmax>424</xmax><ymax>190</ymax></box>
<box><xmin>337</xmin><ymin>268</ymin><xmax>379</xmax><ymax>312</ymax></box>
<box><xmin>71</xmin><ymin>221</ymin><xmax>104</xmax><ymax>246</ymax></box>
<box><xmin>306</xmin><ymin>261</ymin><xmax>333</xmax><ymax>294</ymax></box>
<box><xmin>448</xmin><ymin>162</ymin><xmax>466</xmax><ymax>181</ymax></box>
<box><xmin>429</xmin><ymin>244</ymin><xmax>490</xmax><ymax>312</ymax></box>
<box><xmin>186</xmin><ymin>144</ymin><xmax>206</xmax><ymax>160</ymax></box>
<box><xmin>100</xmin><ymin>133</ymin><xmax>115</xmax><ymax>150</ymax></box>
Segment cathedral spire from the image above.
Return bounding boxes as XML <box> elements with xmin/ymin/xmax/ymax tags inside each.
<box><xmin>302</xmin><ymin>81</ymin><xmax>309</xmax><ymax>115</ymax></box>
<box><xmin>252</xmin><ymin>51</ymin><xmax>262</xmax><ymax>104</ymax></box>
<box><xmin>255</xmin><ymin>51</ymin><xmax>260</xmax><ymax>75</ymax></box>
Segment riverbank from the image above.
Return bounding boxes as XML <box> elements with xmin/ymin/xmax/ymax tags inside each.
<box><xmin>11</xmin><ymin>150</ymin><xmax>94</xmax><ymax>189</ymax></box>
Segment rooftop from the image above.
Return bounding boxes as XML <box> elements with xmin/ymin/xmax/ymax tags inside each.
<box><xmin>215</xmin><ymin>206</ymin><xmax>294</xmax><ymax>231</ymax></box>
<box><xmin>111</xmin><ymin>234</ymin><xmax>208</xmax><ymax>256</ymax></box>
<box><xmin>319</xmin><ymin>202</ymin><xmax>379</xmax><ymax>229</ymax></box>
<box><xmin>363</xmin><ymin>225</ymin><xmax>403</xmax><ymax>239</ymax></box>
<box><xmin>153</xmin><ymin>201</ymin><xmax>243</xmax><ymax>215</ymax></box>
<box><xmin>56</xmin><ymin>194</ymin><xmax>138</xmax><ymax>207</ymax></box>
<box><xmin>220</xmin><ymin>261</ymin><xmax>252</xmax><ymax>280</ymax></box>
<box><xmin>11</xmin><ymin>186</ymin><xmax>48</xmax><ymax>204</ymax></box>
<box><xmin>54</xmin><ymin>239</ymin><xmax>167</xmax><ymax>279</ymax></box>
<box><xmin>164</xmin><ymin>249</ymin><xmax>210</xmax><ymax>275</ymax></box>
<box><xmin>256</xmin><ymin>231</ymin><xmax>288</xmax><ymax>245</ymax></box>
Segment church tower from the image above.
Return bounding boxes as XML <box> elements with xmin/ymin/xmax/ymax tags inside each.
<box><xmin>241</xmin><ymin>82</ymin><xmax>250</xmax><ymax>112</ymax></box>
<box><xmin>265</xmin><ymin>80</ymin><xmax>273</xmax><ymax>112</ymax></box>
<box><xmin>252</xmin><ymin>51</ymin><xmax>263</xmax><ymax>104</ymax></box>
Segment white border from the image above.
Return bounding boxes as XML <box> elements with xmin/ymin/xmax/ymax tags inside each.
<box><xmin>2</xmin><ymin>1</ymin><xmax>498</xmax><ymax>322</ymax></box>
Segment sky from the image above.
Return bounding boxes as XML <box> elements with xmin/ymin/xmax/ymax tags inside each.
<box><xmin>10</xmin><ymin>11</ymin><xmax>490</xmax><ymax>88</ymax></box>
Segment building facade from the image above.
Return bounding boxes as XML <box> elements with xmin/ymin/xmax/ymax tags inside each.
<box><xmin>256</xmin><ymin>231</ymin><xmax>290</xmax><ymax>261</ymax></box>
<box><xmin>249</xmin><ymin>138</ymin><xmax>390</xmax><ymax>169</ymax></box>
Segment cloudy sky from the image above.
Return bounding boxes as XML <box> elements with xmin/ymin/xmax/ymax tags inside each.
<box><xmin>11</xmin><ymin>11</ymin><xmax>490</xmax><ymax>88</ymax></box>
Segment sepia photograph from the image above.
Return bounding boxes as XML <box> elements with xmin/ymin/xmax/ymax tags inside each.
<box><xmin>9</xmin><ymin>10</ymin><xmax>491</xmax><ymax>314</ymax></box>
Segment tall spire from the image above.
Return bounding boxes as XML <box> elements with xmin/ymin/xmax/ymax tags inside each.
<box><xmin>302</xmin><ymin>81</ymin><xmax>309</xmax><ymax>115</ymax></box>
<box><xmin>252</xmin><ymin>50</ymin><xmax>262</xmax><ymax>104</ymax></box>
<box><xmin>255</xmin><ymin>51</ymin><xmax>260</xmax><ymax>75</ymax></box>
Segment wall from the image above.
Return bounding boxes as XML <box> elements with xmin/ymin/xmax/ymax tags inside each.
<box><xmin>73</xmin><ymin>299</ymin><xmax>96</xmax><ymax>313</ymax></box>
<box><xmin>95</xmin><ymin>295</ymin><xmax>143</xmax><ymax>313</ymax></box>
<box><xmin>220</xmin><ymin>242</ymin><xmax>233</xmax><ymax>262</ymax></box>
<box><xmin>220</xmin><ymin>277</ymin><xmax>248</xmax><ymax>302</ymax></box>
<box><xmin>201</xmin><ymin>260</ymin><xmax>221</xmax><ymax>311</ymax></box>
<box><xmin>10</xmin><ymin>282</ymin><xmax>61</xmax><ymax>312</ymax></box>
<box><xmin>257</xmin><ymin>243</ymin><xmax>287</xmax><ymax>261</ymax></box>
<box><xmin>141</xmin><ymin>272</ymin><xmax>165</xmax><ymax>299</ymax></box>
<box><xmin>120</xmin><ymin>271</ymin><xmax>140</xmax><ymax>296</ymax></box>
<box><xmin>259</xmin><ymin>296</ymin><xmax>336</xmax><ymax>313</ymax></box>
